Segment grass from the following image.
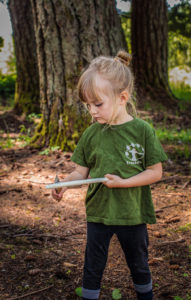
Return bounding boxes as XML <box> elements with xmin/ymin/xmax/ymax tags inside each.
<box><xmin>155</xmin><ymin>128</ymin><xmax>191</xmax><ymax>160</ymax></box>
<box><xmin>175</xmin><ymin>223</ymin><xmax>191</xmax><ymax>232</ymax></box>
<box><xmin>155</xmin><ymin>128</ymin><xmax>191</xmax><ymax>144</ymax></box>
<box><xmin>170</xmin><ymin>81</ymin><xmax>191</xmax><ymax>101</ymax></box>
<box><xmin>170</xmin><ymin>81</ymin><xmax>191</xmax><ymax>111</ymax></box>
<box><xmin>0</xmin><ymin>134</ymin><xmax>14</xmax><ymax>149</ymax></box>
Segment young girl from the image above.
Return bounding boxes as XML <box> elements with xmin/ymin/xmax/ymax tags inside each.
<box><xmin>52</xmin><ymin>51</ymin><xmax>167</xmax><ymax>300</ymax></box>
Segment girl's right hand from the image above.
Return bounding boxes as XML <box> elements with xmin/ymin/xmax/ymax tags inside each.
<box><xmin>52</xmin><ymin>187</ymin><xmax>67</xmax><ymax>202</ymax></box>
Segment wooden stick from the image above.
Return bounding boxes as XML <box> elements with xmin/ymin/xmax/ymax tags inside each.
<box><xmin>155</xmin><ymin>238</ymin><xmax>185</xmax><ymax>247</ymax></box>
<box><xmin>9</xmin><ymin>285</ymin><xmax>54</xmax><ymax>300</ymax></box>
<box><xmin>12</xmin><ymin>233</ymin><xmax>66</xmax><ymax>239</ymax></box>
<box><xmin>0</xmin><ymin>224</ymin><xmax>10</xmax><ymax>228</ymax></box>
<box><xmin>155</xmin><ymin>204</ymin><xmax>179</xmax><ymax>213</ymax></box>
<box><xmin>182</xmin><ymin>180</ymin><xmax>190</xmax><ymax>189</ymax></box>
<box><xmin>156</xmin><ymin>174</ymin><xmax>178</xmax><ymax>183</ymax></box>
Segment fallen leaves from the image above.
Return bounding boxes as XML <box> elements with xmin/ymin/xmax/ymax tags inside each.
<box><xmin>169</xmin><ymin>264</ymin><xmax>180</xmax><ymax>270</ymax></box>
<box><xmin>165</xmin><ymin>217</ymin><xmax>180</xmax><ymax>224</ymax></box>
<box><xmin>0</xmin><ymin>136</ymin><xmax>190</xmax><ymax>299</ymax></box>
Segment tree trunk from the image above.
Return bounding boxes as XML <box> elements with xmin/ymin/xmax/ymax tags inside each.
<box><xmin>131</xmin><ymin>0</ymin><xmax>177</xmax><ymax>107</ymax></box>
<box><xmin>30</xmin><ymin>0</ymin><xmax>127</xmax><ymax>150</ymax></box>
<box><xmin>8</xmin><ymin>0</ymin><xmax>40</xmax><ymax>115</ymax></box>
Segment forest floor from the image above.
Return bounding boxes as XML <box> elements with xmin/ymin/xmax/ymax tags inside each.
<box><xmin>0</xmin><ymin>108</ymin><xmax>191</xmax><ymax>300</ymax></box>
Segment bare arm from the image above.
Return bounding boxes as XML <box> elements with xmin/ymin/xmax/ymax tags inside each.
<box><xmin>62</xmin><ymin>165</ymin><xmax>89</xmax><ymax>182</ymax></box>
<box><xmin>52</xmin><ymin>164</ymin><xmax>89</xmax><ymax>201</ymax></box>
<box><xmin>103</xmin><ymin>162</ymin><xmax>162</xmax><ymax>188</ymax></box>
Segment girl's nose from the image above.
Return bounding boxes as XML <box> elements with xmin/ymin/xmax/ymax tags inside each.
<box><xmin>89</xmin><ymin>105</ymin><xmax>97</xmax><ymax>115</ymax></box>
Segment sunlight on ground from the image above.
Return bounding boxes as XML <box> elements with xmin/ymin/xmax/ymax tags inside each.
<box><xmin>169</xmin><ymin>66</ymin><xmax>191</xmax><ymax>87</ymax></box>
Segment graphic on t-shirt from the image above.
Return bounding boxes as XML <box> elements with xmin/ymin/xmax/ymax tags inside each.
<box><xmin>125</xmin><ymin>143</ymin><xmax>144</xmax><ymax>164</ymax></box>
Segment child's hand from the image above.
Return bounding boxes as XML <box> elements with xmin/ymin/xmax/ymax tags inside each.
<box><xmin>103</xmin><ymin>174</ymin><xmax>123</xmax><ymax>188</ymax></box>
<box><xmin>52</xmin><ymin>187</ymin><xmax>67</xmax><ymax>202</ymax></box>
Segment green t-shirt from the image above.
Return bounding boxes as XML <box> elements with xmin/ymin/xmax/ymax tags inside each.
<box><xmin>71</xmin><ymin>118</ymin><xmax>167</xmax><ymax>225</ymax></box>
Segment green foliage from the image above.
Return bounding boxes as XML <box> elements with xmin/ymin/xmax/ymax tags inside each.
<box><xmin>75</xmin><ymin>287</ymin><xmax>82</xmax><ymax>297</ymax></box>
<box><xmin>174</xmin><ymin>296</ymin><xmax>191</xmax><ymax>300</ymax></box>
<box><xmin>39</xmin><ymin>148</ymin><xmax>50</xmax><ymax>156</ymax></box>
<box><xmin>0</xmin><ymin>36</ymin><xmax>4</xmax><ymax>52</ymax></box>
<box><xmin>156</xmin><ymin>128</ymin><xmax>191</xmax><ymax>144</ymax></box>
<box><xmin>0</xmin><ymin>134</ymin><xmax>14</xmax><ymax>149</ymax></box>
<box><xmin>170</xmin><ymin>80</ymin><xmax>191</xmax><ymax>102</ymax></box>
<box><xmin>168</xmin><ymin>33</ymin><xmax>191</xmax><ymax>68</ymax></box>
<box><xmin>176</xmin><ymin>223</ymin><xmax>191</xmax><ymax>232</ymax></box>
<box><xmin>168</xmin><ymin>0</ymin><xmax>191</xmax><ymax>38</ymax></box>
<box><xmin>168</xmin><ymin>1</ymin><xmax>191</xmax><ymax>69</ymax></box>
<box><xmin>39</xmin><ymin>146</ymin><xmax>60</xmax><ymax>156</ymax></box>
<box><xmin>5</xmin><ymin>38</ymin><xmax>16</xmax><ymax>74</ymax></box>
<box><xmin>19</xmin><ymin>124</ymin><xmax>27</xmax><ymax>134</ymax></box>
<box><xmin>17</xmin><ymin>125</ymin><xmax>32</xmax><ymax>145</ymax></box>
<box><xmin>0</xmin><ymin>73</ymin><xmax>16</xmax><ymax>104</ymax></box>
<box><xmin>189</xmin><ymin>245</ymin><xmax>191</xmax><ymax>258</ymax></box>
<box><xmin>26</xmin><ymin>113</ymin><xmax>42</xmax><ymax>122</ymax></box>
<box><xmin>112</xmin><ymin>289</ymin><xmax>122</xmax><ymax>300</ymax></box>
<box><xmin>50</xmin><ymin>146</ymin><xmax>60</xmax><ymax>151</ymax></box>
<box><xmin>121</xmin><ymin>13</ymin><xmax>131</xmax><ymax>52</ymax></box>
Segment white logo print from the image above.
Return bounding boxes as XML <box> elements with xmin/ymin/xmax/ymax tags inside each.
<box><xmin>125</xmin><ymin>143</ymin><xmax>144</xmax><ymax>164</ymax></box>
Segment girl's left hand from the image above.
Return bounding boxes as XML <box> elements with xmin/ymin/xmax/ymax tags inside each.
<box><xmin>103</xmin><ymin>174</ymin><xmax>123</xmax><ymax>188</ymax></box>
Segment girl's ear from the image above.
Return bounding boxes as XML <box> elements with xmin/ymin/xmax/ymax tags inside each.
<box><xmin>119</xmin><ymin>91</ymin><xmax>129</xmax><ymax>105</ymax></box>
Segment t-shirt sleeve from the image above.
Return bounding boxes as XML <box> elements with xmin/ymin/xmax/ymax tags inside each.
<box><xmin>145</xmin><ymin>126</ymin><xmax>168</xmax><ymax>167</ymax></box>
<box><xmin>71</xmin><ymin>132</ymin><xmax>88</xmax><ymax>167</ymax></box>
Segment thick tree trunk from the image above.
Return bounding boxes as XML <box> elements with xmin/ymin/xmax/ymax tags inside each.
<box><xmin>8</xmin><ymin>0</ymin><xmax>40</xmax><ymax>115</ymax></box>
<box><xmin>30</xmin><ymin>0</ymin><xmax>127</xmax><ymax>150</ymax></box>
<box><xmin>131</xmin><ymin>0</ymin><xmax>177</xmax><ymax>107</ymax></box>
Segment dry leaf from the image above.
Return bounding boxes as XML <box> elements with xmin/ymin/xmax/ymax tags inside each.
<box><xmin>63</xmin><ymin>262</ymin><xmax>77</xmax><ymax>268</ymax></box>
<box><xmin>169</xmin><ymin>265</ymin><xmax>179</xmax><ymax>270</ymax></box>
<box><xmin>28</xmin><ymin>268</ymin><xmax>41</xmax><ymax>275</ymax></box>
<box><xmin>32</xmin><ymin>239</ymin><xmax>42</xmax><ymax>245</ymax></box>
<box><xmin>153</xmin><ymin>231</ymin><xmax>162</xmax><ymax>238</ymax></box>
<box><xmin>149</xmin><ymin>257</ymin><xmax>164</xmax><ymax>265</ymax></box>
<box><xmin>22</xmin><ymin>171</ymin><xmax>29</xmax><ymax>175</ymax></box>
<box><xmin>24</xmin><ymin>255</ymin><xmax>36</xmax><ymax>261</ymax></box>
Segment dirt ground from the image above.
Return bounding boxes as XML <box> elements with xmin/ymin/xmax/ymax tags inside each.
<box><xmin>0</xmin><ymin>110</ymin><xmax>191</xmax><ymax>300</ymax></box>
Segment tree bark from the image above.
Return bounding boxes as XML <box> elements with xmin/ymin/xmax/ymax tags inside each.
<box><xmin>131</xmin><ymin>0</ymin><xmax>177</xmax><ymax>107</ymax></box>
<box><xmin>8</xmin><ymin>0</ymin><xmax>40</xmax><ymax>115</ymax></box>
<box><xmin>30</xmin><ymin>0</ymin><xmax>127</xmax><ymax>150</ymax></box>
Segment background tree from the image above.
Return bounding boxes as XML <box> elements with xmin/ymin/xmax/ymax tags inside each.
<box><xmin>8</xmin><ymin>0</ymin><xmax>40</xmax><ymax>115</ymax></box>
<box><xmin>131</xmin><ymin>0</ymin><xmax>177</xmax><ymax>107</ymax></box>
<box><xmin>30</xmin><ymin>0</ymin><xmax>127</xmax><ymax>149</ymax></box>
<box><xmin>168</xmin><ymin>0</ymin><xmax>191</xmax><ymax>68</ymax></box>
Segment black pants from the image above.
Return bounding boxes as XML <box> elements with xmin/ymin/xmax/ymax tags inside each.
<box><xmin>82</xmin><ymin>222</ymin><xmax>153</xmax><ymax>300</ymax></box>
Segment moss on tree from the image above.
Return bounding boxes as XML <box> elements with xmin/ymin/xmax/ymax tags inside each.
<box><xmin>30</xmin><ymin>104</ymin><xmax>91</xmax><ymax>150</ymax></box>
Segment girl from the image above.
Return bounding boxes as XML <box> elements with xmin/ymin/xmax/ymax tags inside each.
<box><xmin>52</xmin><ymin>51</ymin><xmax>167</xmax><ymax>300</ymax></box>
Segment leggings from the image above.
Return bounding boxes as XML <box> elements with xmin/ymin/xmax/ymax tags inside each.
<box><xmin>82</xmin><ymin>222</ymin><xmax>153</xmax><ymax>300</ymax></box>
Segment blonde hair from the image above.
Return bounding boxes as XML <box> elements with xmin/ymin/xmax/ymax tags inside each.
<box><xmin>77</xmin><ymin>50</ymin><xmax>136</xmax><ymax>123</ymax></box>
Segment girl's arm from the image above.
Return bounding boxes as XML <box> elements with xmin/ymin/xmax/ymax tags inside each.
<box><xmin>103</xmin><ymin>162</ymin><xmax>162</xmax><ymax>188</ymax></box>
<box><xmin>52</xmin><ymin>164</ymin><xmax>89</xmax><ymax>201</ymax></box>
